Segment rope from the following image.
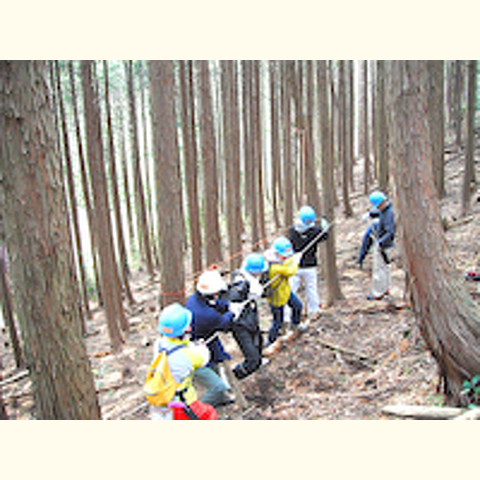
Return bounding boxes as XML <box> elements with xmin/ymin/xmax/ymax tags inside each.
<box><xmin>157</xmin><ymin>226</ymin><xmax>289</xmax><ymax>301</ymax></box>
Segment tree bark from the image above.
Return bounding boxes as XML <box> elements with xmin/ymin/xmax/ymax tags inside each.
<box><xmin>281</xmin><ymin>61</ymin><xmax>294</xmax><ymax>226</ymax></box>
<box><xmin>376</xmin><ymin>61</ymin><xmax>389</xmax><ymax>193</ymax></box>
<box><xmin>426</xmin><ymin>61</ymin><xmax>445</xmax><ymax>198</ymax></box>
<box><xmin>126</xmin><ymin>60</ymin><xmax>154</xmax><ymax>277</ymax></box>
<box><xmin>363</xmin><ymin>60</ymin><xmax>371</xmax><ymax>195</ymax></box>
<box><xmin>197</xmin><ymin>60</ymin><xmax>223</xmax><ymax>267</ymax></box>
<box><xmin>453</xmin><ymin>61</ymin><xmax>464</xmax><ymax>150</ymax></box>
<box><xmin>387</xmin><ymin>60</ymin><xmax>480</xmax><ymax>406</ymax></box>
<box><xmin>318</xmin><ymin>61</ymin><xmax>344</xmax><ymax>305</ymax></box>
<box><xmin>270</xmin><ymin>61</ymin><xmax>281</xmax><ymax>230</ymax></box>
<box><xmin>53</xmin><ymin>61</ymin><xmax>91</xmax><ymax>329</ymax></box>
<box><xmin>179</xmin><ymin>60</ymin><xmax>203</xmax><ymax>275</ymax></box>
<box><xmin>81</xmin><ymin>60</ymin><xmax>127</xmax><ymax>348</ymax></box>
<box><xmin>304</xmin><ymin>60</ymin><xmax>322</xmax><ymax>215</ymax></box>
<box><xmin>148</xmin><ymin>61</ymin><xmax>186</xmax><ymax>306</ymax></box>
<box><xmin>462</xmin><ymin>60</ymin><xmax>477</xmax><ymax>216</ymax></box>
<box><xmin>339</xmin><ymin>61</ymin><xmax>353</xmax><ymax>217</ymax></box>
<box><xmin>220</xmin><ymin>60</ymin><xmax>243</xmax><ymax>272</ymax></box>
<box><xmin>103</xmin><ymin>60</ymin><xmax>134</xmax><ymax>304</ymax></box>
<box><xmin>67</xmin><ymin>61</ymin><xmax>103</xmax><ymax>306</ymax></box>
<box><xmin>1</xmin><ymin>60</ymin><xmax>101</xmax><ymax>418</ymax></box>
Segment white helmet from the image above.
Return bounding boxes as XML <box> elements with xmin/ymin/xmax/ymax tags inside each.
<box><xmin>196</xmin><ymin>269</ymin><xmax>227</xmax><ymax>295</ymax></box>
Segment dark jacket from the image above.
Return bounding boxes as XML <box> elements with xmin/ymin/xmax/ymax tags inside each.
<box><xmin>288</xmin><ymin>223</ymin><xmax>329</xmax><ymax>268</ymax></box>
<box><xmin>185</xmin><ymin>292</ymin><xmax>233</xmax><ymax>364</ymax></box>
<box><xmin>358</xmin><ymin>202</ymin><xmax>395</xmax><ymax>265</ymax></box>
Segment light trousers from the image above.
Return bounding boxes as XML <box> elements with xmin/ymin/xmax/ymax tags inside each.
<box><xmin>289</xmin><ymin>267</ymin><xmax>321</xmax><ymax>317</ymax></box>
<box><xmin>372</xmin><ymin>244</ymin><xmax>391</xmax><ymax>298</ymax></box>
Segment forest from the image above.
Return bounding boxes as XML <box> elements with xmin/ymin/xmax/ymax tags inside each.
<box><xmin>0</xmin><ymin>60</ymin><xmax>480</xmax><ymax>420</ymax></box>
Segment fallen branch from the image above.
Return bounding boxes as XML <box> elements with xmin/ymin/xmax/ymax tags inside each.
<box><xmin>316</xmin><ymin>337</ymin><xmax>370</xmax><ymax>361</ymax></box>
<box><xmin>444</xmin><ymin>214</ymin><xmax>476</xmax><ymax>231</ymax></box>
<box><xmin>381</xmin><ymin>404</ymin><xmax>465</xmax><ymax>420</ymax></box>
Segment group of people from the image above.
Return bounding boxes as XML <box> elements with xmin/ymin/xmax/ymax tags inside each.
<box><xmin>149</xmin><ymin>191</ymin><xmax>396</xmax><ymax>420</ymax></box>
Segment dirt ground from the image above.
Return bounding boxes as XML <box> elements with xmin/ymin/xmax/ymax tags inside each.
<box><xmin>1</xmin><ymin>145</ymin><xmax>479</xmax><ymax>420</ymax></box>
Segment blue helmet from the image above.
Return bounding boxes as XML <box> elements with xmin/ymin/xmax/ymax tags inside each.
<box><xmin>273</xmin><ymin>236</ymin><xmax>293</xmax><ymax>258</ymax></box>
<box><xmin>243</xmin><ymin>253</ymin><xmax>267</xmax><ymax>275</ymax></box>
<box><xmin>369</xmin><ymin>190</ymin><xmax>386</xmax><ymax>208</ymax></box>
<box><xmin>299</xmin><ymin>205</ymin><xmax>316</xmax><ymax>225</ymax></box>
<box><xmin>158</xmin><ymin>303</ymin><xmax>192</xmax><ymax>337</ymax></box>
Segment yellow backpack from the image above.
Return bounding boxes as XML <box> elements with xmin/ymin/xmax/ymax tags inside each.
<box><xmin>144</xmin><ymin>344</ymin><xmax>185</xmax><ymax>406</ymax></box>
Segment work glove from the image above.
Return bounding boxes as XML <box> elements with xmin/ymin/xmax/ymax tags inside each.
<box><xmin>291</xmin><ymin>252</ymin><xmax>303</xmax><ymax>265</ymax></box>
<box><xmin>229</xmin><ymin>301</ymin><xmax>247</xmax><ymax>320</ymax></box>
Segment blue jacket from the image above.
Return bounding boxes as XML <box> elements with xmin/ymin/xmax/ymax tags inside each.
<box><xmin>358</xmin><ymin>202</ymin><xmax>395</xmax><ymax>265</ymax></box>
<box><xmin>185</xmin><ymin>292</ymin><xmax>233</xmax><ymax>364</ymax></box>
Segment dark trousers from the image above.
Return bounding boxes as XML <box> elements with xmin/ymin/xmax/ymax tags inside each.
<box><xmin>268</xmin><ymin>292</ymin><xmax>302</xmax><ymax>343</ymax></box>
<box><xmin>232</xmin><ymin>324</ymin><xmax>262</xmax><ymax>379</ymax></box>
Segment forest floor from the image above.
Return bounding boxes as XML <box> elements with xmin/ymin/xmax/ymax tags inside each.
<box><xmin>1</xmin><ymin>144</ymin><xmax>480</xmax><ymax>420</ymax></box>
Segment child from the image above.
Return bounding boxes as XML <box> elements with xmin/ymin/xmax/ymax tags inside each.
<box><xmin>226</xmin><ymin>252</ymin><xmax>267</xmax><ymax>379</ymax></box>
<box><xmin>264</xmin><ymin>236</ymin><xmax>303</xmax><ymax>349</ymax></box>
<box><xmin>151</xmin><ymin>302</ymin><xmax>217</xmax><ymax>420</ymax></box>
<box><xmin>288</xmin><ymin>205</ymin><xmax>329</xmax><ymax>321</ymax></box>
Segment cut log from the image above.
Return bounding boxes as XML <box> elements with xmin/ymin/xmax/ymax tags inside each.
<box><xmin>382</xmin><ymin>404</ymin><xmax>465</xmax><ymax>419</ymax></box>
<box><xmin>452</xmin><ymin>408</ymin><xmax>480</xmax><ymax>420</ymax></box>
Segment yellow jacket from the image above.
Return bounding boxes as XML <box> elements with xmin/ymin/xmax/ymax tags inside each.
<box><xmin>268</xmin><ymin>257</ymin><xmax>298</xmax><ymax>307</ymax></box>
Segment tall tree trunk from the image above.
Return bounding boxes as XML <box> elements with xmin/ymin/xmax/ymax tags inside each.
<box><xmin>139</xmin><ymin>62</ymin><xmax>159</xmax><ymax>267</ymax></box>
<box><xmin>67</xmin><ymin>61</ymin><xmax>103</xmax><ymax>306</ymax></box>
<box><xmin>81</xmin><ymin>60</ymin><xmax>127</xmax><ymax>348</ymax></box>
<box><xmin>347</xmin><ymin>60</ymin><xmax>355</xmax><ymax>191</ymax></box>
<box><xmin>281</xmin><ymin>61</ymin><xmax>294</xmax><ymax>226</ymax></box>
<box><xmin>339</xmin><ymin>61</ymin><xmax>353</xmax><ymax>217</ymax></box>
<box><xmin>453</xmin><ymin>61</ymin><xmax>464</xmax><ymax>150</ymax></box>
<box><xmin>118</xmin><ymin>105</ymin><xmax>136</xmax><ymax>255</ymax></box>
<box><xmin>220</xmin><ymin>60</ymin><xmax>243</xmax><ymax>272</ymax></box>
<box><xmin>241</xmin><ymin>61</ymin><xmax>253</xmax><ymax>228</ymax></box>
<box><xmin>53</xmin><ymin>61</ymin><xmax>90</xmax><ymax>330</ymax></box>
<box><xmin>1</xmin><ymin>60</ymin><xmax>101</xmax><ymax>419</ymax></box>
<box><xmin>387</xmin><ymin>60</ymin><xmax>480</xmax><ymax>406</ymax></box>
<box><xmin>363</xmin><ymin>60</ymin><xmax>371</xmax><ymax>195</ymax></box>
<box><xmin>245</xmin><ymin>61</ymin><xmax>260</xmax><ymax>246</ymax></box>
<box><xmin>179</xmin><ymin>60</ymin><xmax>203</xmax><ymax>275</ymax></box>
<box><xmin>197</xmin><ymin>60</ymin><xmax>223</xmax><ymax>267</ymax></box>
<box><xmin>427</xmin><ymin>61</ymin><xmax>445</xmax><ymax>198</ymax></box>
<box><xmin>376</xmin><ymin>60</ymin><xmax>389</xmax><ymax>193</ymax></box>
<box><xmin>304</xmin><ymin>60</ymin><xmax>322</xmax><ymax>214</ymax></box>
<box><xmin>230</xmin><ymin>61</ymin><xmax>244</xmax><ymax>242</ymax></box>
<box><xmin>126</xmin><ymin>60</ymin><xmax>154</xmax><ymax>277</ymax></box>
<box><xmin>270</xmin><ymin>60</ymin><xmax>281</xmax><ymax>230</ymax></box>
<box><xmin>462</xmin><ymin>60</ymin><xmax>477</xmax><ymax>216</ymax></box>
<box><xmin>290</xmin><ymin>60</ymin><xmax>304</xmax><ymax>206</ymax></box>
<box><xmin>252</xmin><ymin>61</ymin><xmax>266</xmax><ymax>245</ymax></box>
<box><xmin>371</xmin><ymin>61</ymin><xmax>378</xmax><ymax>181</ymax></box>
<box><xmin>103</xmin><ymin>61</ymin><xmax>134</xmax><ymax>305</ymax></box>
<box><xmin>148</xmin><ymin>61</ymin><xmax>186</xmax><ymax>306</ymax></box>
<box><xmin>318</xmin><ymin>61</ymin><xmax>344</xmax><ymax>305</ymax></box>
